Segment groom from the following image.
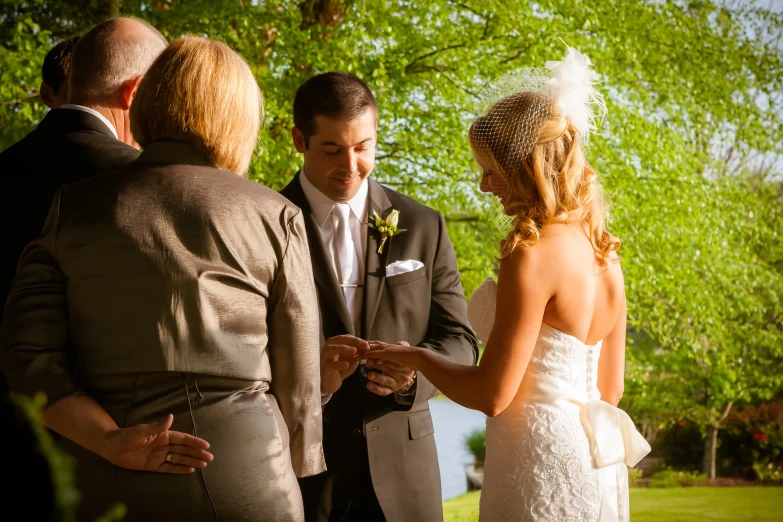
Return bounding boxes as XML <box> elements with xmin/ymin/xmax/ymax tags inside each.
<box><xmin>281</xmin><ymin>72</ymin><xmax>478</xmax><ymax>522</ymax></box>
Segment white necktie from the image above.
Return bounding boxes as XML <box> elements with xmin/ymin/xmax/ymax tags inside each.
<box><xmin>333</xmin><ymin>204</ymin><xmax>360</xmax><ymax>322</ymax></box>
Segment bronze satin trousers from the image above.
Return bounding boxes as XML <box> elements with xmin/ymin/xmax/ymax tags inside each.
<box><xmin>67</xmin><ymin>372</ymin><xmax>304</xmax><ymax>522</ymax></box>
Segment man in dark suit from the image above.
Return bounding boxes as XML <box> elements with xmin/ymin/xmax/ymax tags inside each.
<box><xmin>0</xmin><ymin>18</ymin><xmax>166</xmax><ymax>518</ymax></box>
<box><xmin>282</xmin><ymin>72</ymin><xmax>478</xmax><ymax>522</ymax></box>
<box><xmin>39</xmin><ymin>36</ymin><xmax>80</xmax><ymax>109</ymax></box>
<box><xmin>0</xmin><ymin>17</ymin><xmax>166</xmax><ymax>324</ymax></box>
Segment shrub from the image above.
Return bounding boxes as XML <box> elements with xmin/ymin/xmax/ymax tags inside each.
<box><xmin>752</xmin><ymin>461</ymin><xmax>783</xmax><ymax>485</ymax></box>
<box><xmin>628</xmin><ymin>466</ymin><xmax>644</xmax><ymax>487</ymax></box>
<box><xmin>648</xmin><ymin>467</ymin><xmax>708</xmax><ymax>488</ymax></box>
<box><xmin>650</xmin><ymin>421</ymin><xmax>703</xmax><ymax>472</ymax></box>
<box><xmin>723</xmin><ymin>400</ymin><xmax>783</xmax><ymax>479</ymax></box>
<box><xmin>464</xmin><ymin>428</ymin><xmax>486</xmax><ymax>467</ymax></box>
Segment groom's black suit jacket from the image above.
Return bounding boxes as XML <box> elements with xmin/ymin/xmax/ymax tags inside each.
<box><xmin>0</xmin><ymin>108</ymin><xmax>139</xmax><ymax>324</ymax></box>
<box><xmin>282</xmin><ymin>174</ymin><xmax>478</xmax><ymax>522</ymax></box>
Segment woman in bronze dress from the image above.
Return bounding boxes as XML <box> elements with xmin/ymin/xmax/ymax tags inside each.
<box><xmin>0</xmin><ymin>36</ymin><xmax>325</xmax><ymax>521</ymax></box>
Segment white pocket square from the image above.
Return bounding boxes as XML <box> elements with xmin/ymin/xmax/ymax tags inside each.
<box><xmin>385</xmin><ymin>259</ymin><xmax>424</xmax><ymax>277</ymax></box>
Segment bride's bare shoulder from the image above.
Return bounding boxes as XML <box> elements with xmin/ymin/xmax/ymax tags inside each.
<box><xmin>497</xmin><ymin>242</ymin><xmax>556</xmax><ymax>301</ymax></box>
<box><xmin>499</xmin><ymin>235</ymin><xmax>557</xmax><ymax>282</ymax></box>
<box><xmin>505</xmin><ymin>223</ymin><xmax>608</xmax><ymax>279</ymax></box>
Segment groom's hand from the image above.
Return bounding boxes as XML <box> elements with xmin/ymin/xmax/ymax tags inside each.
<box><xmin>321</xmin><ymin>335</ymin><xmax>369</xmax><ymax>395</ymax></box>
<box><xmin>365</xmin><ymin>342</ymin><xmax>416</xmax><ymax>397</ymax></box>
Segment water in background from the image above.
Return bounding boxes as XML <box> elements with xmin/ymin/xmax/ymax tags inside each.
<box><xmin>430</xmin><ymin>398</ymin><xmax>487</xmax><ymax>500</ymax></box>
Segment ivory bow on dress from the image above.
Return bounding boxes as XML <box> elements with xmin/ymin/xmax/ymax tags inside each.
<box><xmin>566</xmin><ymin>398</ymin><xmax>651</xmax><ymax>468</ymax></box>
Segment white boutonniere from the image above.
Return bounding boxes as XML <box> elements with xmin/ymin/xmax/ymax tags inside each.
<box><xmin>367</xmin><ymin>209</ymin><xmax>407</xmax><ymax>254</ymax></box>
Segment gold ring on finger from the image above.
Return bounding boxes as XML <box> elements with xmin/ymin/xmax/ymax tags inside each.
<box><xmin>166</xmin><ymin>452</ymin><xmax>173</xmax><ymax>463</ymax></box>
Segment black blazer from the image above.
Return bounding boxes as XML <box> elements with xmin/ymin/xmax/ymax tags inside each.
<box><xmin>0</xmin><ymin>108</ymin><xmax>139</xmax><ymax>323</ymax></box>
<box><xmin>0</xmin><ymin>108</ymin><xmax>137</xmax><ymax>520</ymax></box>
<box><xmin>281</xmin><ymin>174</ymin><xmax>478</xmax><ymax>522</ymax></box>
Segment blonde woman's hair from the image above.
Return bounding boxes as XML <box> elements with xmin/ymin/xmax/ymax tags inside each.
<box><xmin>131</xmin><ymin>36</ymin><xmax>263</xmax><ymax>175</ymax></box>
<box><xmin>469</xmin><ymin>91</ymin><xmax>620</xmax><ymax>265</ymax></box>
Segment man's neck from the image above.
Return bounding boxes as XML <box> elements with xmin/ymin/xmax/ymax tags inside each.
<box><xmin>98</xmin><ymin>106</ymin><xmax>133</xmax><ymax>146</ymax></box>
<box><xmin>61</xmin><ymin>103</ymin><xmax>118</xmax><ymax>138</ymax></box>
<box><xmin>62</xmin><ymin>102</ymin><xmax>136</xmax><ymax>148</ymax></box>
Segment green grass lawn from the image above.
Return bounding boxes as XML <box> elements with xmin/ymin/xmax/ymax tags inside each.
<box><xmin>443</xmin><ymin>487</ymin><xmax>783</xmax><ymax>522</ymax></box>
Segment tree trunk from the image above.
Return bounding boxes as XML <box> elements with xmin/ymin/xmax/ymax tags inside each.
<box><xmin>702</xmin><ymin>425</ymin><xmax>718</xmax><ymax>479</ymax></box>
<box><xmin>96</xmin><ymin>0</ymin><xmax>122</xmax><ymax>20</ymax></box>
<box><xmin>299</xmin><ymin>0</ymin><xmax>352</xmax><ymax>30</ymax></box>
<box><xmin>702</xmin><ymin>402</ymin><xmax>734</xmax><ymax>480</ymax></box>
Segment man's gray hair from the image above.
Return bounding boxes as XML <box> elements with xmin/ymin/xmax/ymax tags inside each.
<box><xmin>69</xmin><ymin>17</ymin><xmax>167</xmax><ymax>104</ymax></box>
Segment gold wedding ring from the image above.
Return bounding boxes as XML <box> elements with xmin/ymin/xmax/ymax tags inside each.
<box><xmin>166</xmin><ymin>452</ymin><xmax>173</xmax><ymax>463</ymax></box>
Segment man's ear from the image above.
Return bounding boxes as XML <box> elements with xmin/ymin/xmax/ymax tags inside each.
<box><xmin>40</xmin><ymin>82</ymin><xmax>55</xmax><ymax>109</ymax></box>
<box><xmin>292</xmin><ymin>127</ymin><xmax>308</xmax><ymax>153</ymax></box>
<box><xmin>120</xmin><ymin>76</ymin><xmax>143</xmax><ymax>110</ymax></box>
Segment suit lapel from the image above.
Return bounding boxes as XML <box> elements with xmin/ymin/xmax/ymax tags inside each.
<box><xmin>282</xmin><ymin>173</ymin><xmax>355</xmax><ymax>336</ymax></box>
<box><xmin>362</xmin><ymin>179</ymin><xmax>394</xmax><ymax>339</ymax></box>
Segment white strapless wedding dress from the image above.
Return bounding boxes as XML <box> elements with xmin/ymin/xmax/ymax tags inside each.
<box><xmin>468</xmin><ymin>278</ymin><xmax>650</xmax><ymax>522</ymax></box>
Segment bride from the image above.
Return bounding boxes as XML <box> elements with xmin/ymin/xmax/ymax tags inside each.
<box><xmin>362</xmin><ymin>46</ymin><xmax>650</xmax><ymax>521</ymax></box>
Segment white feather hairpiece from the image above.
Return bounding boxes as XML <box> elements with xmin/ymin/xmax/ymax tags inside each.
<box><xmin>544</xmin><ymin>42</ymin><xmax>607</xmax><ymax>139</ymax></box>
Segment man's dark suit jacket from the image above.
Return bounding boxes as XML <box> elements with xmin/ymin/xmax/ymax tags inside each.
<box><xmin>0</xmin><ymin>108</ymin><xmax>138</xmax><ymax>517</ymax></box>
<box><xmin>282</xmin><ymin>174</ymin><xmax>479</xmax><ymax>522</ymax></box>
<box><xmin>0</xmin><ymin>108</ymin><xmax>140</xmax><ymax>324</ymax></box>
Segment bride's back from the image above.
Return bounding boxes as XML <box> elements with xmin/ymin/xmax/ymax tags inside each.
<box><xmin>470</xmin><ymin>86</ymin><xmax>627</xmax><ymax>406</ymax></box>
<box><xmin>537</xmin><ymin>222</ymin><xmax>625</xmax><ymax>346</ymax></box>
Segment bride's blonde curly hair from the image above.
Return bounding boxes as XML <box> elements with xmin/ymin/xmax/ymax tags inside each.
<box><xmin>469</xmin><ymin>91</ymin><xmax>620</xmax><ymax>266</ymax></box>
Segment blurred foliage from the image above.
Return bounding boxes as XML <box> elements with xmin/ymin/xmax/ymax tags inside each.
<box><xmin>724</xmin><ymin>399</ymin><xmax>783</xmax><ymax>480</ymax></box>
<box><xmin>12</xmin><ymin>392</ymin><xmax>127</xmax><ymax>521</ymax></box>
<box><xmin>648</xmin><ymin>467</ymin><xmax>708</xmax><ymax>488</ymax></box>
<box><xmin>464</xmin><ymin>427</ymin><xmax>486</xmax><ymax>467</ymax></box>
<box><xmin>12</xmin><ymin>392</ymin><xmax>81</xmax><ymax>521</ymax></box>
<box><xmin>627</xmin><ymin>466</ymin><xmax>643</xmax><ymax>487</ymax></box>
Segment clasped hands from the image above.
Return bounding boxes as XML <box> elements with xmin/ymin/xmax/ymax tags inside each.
<box><xmin>321</xmin><ymin>334</ymin><xmax>416</xmax><ymax>396</ymax></box>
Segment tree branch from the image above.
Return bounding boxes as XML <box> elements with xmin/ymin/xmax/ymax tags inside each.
<box><xmin>481</xmin><ymin>12</ymin><xmax>493</xmax><ymax>40</ymax></box>
<box><xmin>447</xmin><ymin>0</ymin><xmax>486</xmax><ymax>20</ymax></box>
<box><xmin>405</xmin><ymin>43</ymin><xmax>467</xmax><ymax>73</ymax></box>
<box><xmin>377</xmin><ymin>155</ymin><xmax>451</xmax><ymax>178</ymax></box>
<box><xmin>1</xmin><ymin>93</ymin><xmax>39</xmax><ymax>105</ymax></box>
<box><xmin>444</xmin><ymin>215</ymin><xmax>482</xmax><ymax>222</ymax></box>
<box><xmin>499</xmin><ymin>48</ymin><xmax>527</xmax><ymax>65</ymax></box>
<box><xmin>718</xmin><ymin>402</ymin><xmax>734</xmax><ymax>424</ymax></box>
<box><xmin>441</xmin><ymin>72</ymin><xmax>480</xmax><ymax>100</ymax></box>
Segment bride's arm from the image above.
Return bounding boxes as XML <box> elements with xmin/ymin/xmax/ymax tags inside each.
<box><xmin>370</xmin><ymin>246</ymin><xmax>552</xmax><ymax>417</ymax></box>
<box><xmin>597</xmin><ymin>270</ymin><xmax>626</xmax><ymax>407</ymax></box>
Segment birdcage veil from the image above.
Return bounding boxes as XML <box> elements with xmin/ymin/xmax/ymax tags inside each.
<box><xmin>470</xmin><ymin>43</ymin><xmax>607</xmax><ymax>232</ymax></box>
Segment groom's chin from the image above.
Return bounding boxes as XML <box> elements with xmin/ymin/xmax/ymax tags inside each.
<box><xmin>329</xmin><ymin>179</ymin><xmax>360</xmax><ymax>200</ymax></box>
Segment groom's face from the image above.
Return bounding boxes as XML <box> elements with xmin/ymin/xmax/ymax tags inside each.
<box><xmin>294</xmin><ymin>110</ymin><xmax>377</xmax><ymax>203</ymax></box>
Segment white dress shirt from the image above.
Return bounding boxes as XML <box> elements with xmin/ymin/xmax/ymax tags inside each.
<box><xmin>300</xmin><ymin>168</ymin><xmax>369</xmax><ymax>333</ymax></box>
<box><xmin>60</xmin><ymin>104</ymin><xmax>119</xmax><ymax>140</ymax></box>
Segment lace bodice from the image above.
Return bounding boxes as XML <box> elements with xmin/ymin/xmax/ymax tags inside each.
<box><xmin>510</xmin><ymin>323</ymin><xmax>603</xmax><ymax>407</ymax></box>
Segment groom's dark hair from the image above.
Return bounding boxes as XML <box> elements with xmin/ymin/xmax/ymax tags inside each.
<box><xmin>293</xmin><ymin>71</ymin><xmax>377</xmax><ymax>147</ymax></box>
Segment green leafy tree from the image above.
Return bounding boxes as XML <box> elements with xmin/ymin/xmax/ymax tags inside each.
<box><xmin>2</xmin><ymin>0</ymin><xmax>781</xmax><ymax>479</ymax></box>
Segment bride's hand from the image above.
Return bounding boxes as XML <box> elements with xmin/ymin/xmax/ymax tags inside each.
<box><xmin>105</xmin><ymin>414</ymin><xmax>213</xmax><ymax>474</ymax></box>
<box><xmin>363</xmin><ymin>341</ymin><xmax>422</xmax><ymax>371</ymax></box>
